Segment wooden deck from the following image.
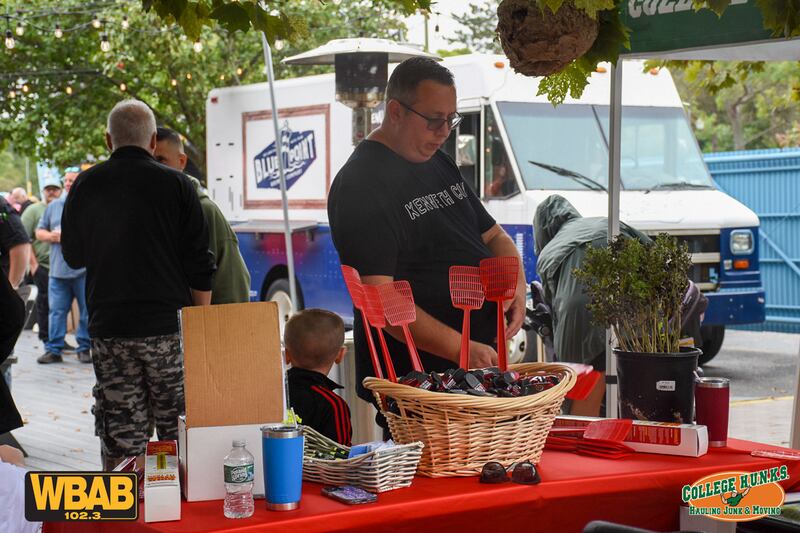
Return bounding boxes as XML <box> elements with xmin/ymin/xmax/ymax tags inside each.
<box><xmin>9</xmin><ymin>330</ymin><xmax>100</xmax><ymax>471</ymax></box>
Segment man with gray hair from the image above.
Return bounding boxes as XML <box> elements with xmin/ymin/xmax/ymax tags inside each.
<box><xmin>62</xmin><ymin>98</ymin><xmax>215</xmax><ymax>470</ymax></box>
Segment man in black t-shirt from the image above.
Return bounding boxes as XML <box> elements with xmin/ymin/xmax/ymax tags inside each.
<box><xmin>328</xmin><ymin>57</ymin><xmax>526</xmax><ymax>405</ymax></box>
<box><xmin>0</xmin><ymin>195</ymin><xmax>30</xmax><ymax>290</ymax></box>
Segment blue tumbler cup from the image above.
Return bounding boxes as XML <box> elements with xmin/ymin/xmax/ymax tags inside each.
<box><xmin>261</xmin><ymin>425</ymin><xmax>304</xmax><ymax>511</ymax></box>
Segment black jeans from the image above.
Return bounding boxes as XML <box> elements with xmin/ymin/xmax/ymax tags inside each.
<box><xmin>33</xmin><ymin>266</ymin><xmax>49</xmax><ymax>343</ymax></box>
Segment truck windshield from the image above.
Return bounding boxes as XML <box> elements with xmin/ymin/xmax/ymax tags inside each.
<box><xmin>497</xmin><ymin>102</ymin><xmax>715</xmax><ymax>192</ymax></box>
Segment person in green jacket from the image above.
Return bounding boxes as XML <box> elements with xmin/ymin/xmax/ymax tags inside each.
<box><xmin>534</xmin><ymin>194</ymin><xmax>650</xmax><ymax>416</ymax></box>
<box><xmin>20</xmin><ymin>177</ymin><xmax>63</xmax><ymax>344</ymax></box>
<box><xmin>154</xmin><ymin>127</ymin><xmax>250</xmax><ymax>304</ymax></box>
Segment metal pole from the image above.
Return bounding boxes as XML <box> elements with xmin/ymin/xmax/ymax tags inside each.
<box><xmin>261</xmin><ymin>32</ymin><xmax>298</xmax><ymax>308</ymax></box>
<box><xmin>25</xmin><ymin>157</ymin><xmax>31</xmax><ymax>196</ymax></box>
<box><xmin>423</xmin><ymin>11</ymin><xmax>429</xmax><ymax>52</ymax></box>
<box><xmin>606</xmin><ymin>61</ymin><xmax>623</xmax><ymax>418</ymax></box>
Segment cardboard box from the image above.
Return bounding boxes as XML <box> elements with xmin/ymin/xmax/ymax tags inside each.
<box><xmin>144</xmin><ymin>441</ymin><xmax>181</xmax><ymax>523</ymax></box>
<box><xmin>554</xmin><ymin>416</ymin><xmax>709</xmax><ymax>457</ymax></box>
<box><xmin>179</xmin><ymin>302</ymin><xmax>286</xmax><ymax>502</ymax></box>
<box><xmin>178</xmin><ymin>417</ymin><xmax>267</xmax><ymax>501</ymax></box>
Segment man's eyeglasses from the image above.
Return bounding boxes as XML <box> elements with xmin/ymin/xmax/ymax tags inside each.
<box><xmin>396</xmin><ymin>100</ymin><xmax>463</xmax><ymax>131</ymax></box>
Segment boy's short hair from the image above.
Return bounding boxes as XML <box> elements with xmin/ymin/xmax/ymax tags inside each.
<box><xmin>284</xmin><ymin>309</ymin><xmax>345</xmax><ymax>369</ymax></box>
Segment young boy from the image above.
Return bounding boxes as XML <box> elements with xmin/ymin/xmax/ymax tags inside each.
<box><xmin>284</xmin><ymin>309</ymin><xmax>352</xmax><ymax>446</ymax></box>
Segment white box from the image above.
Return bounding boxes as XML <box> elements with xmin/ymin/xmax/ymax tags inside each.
<box><xmin>554</xmin><ymin>416</ymin><xmax>709</xmax><ymax>457</ymax></box>
<box><xmin>179</xmin><ymin>417</ymin><xmax>270</xmax><ymax>502</ymax></box>
<box><xmin>144</xmin><ymin>441</ymin><xmax>181</xmax><ymax>523</ymax></box>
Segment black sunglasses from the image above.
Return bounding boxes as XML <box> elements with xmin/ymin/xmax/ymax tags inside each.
<box><xmin>479</xmin><ymin>461</ymin><xmax>541</xmax><ymax>485</ymax></box>
<box><xmin>396</xmin><ymin>100</ymin><xmax>463</xmax><ymax>131</ymax></box>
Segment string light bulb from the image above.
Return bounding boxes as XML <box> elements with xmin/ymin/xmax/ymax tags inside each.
<box><xmin>121</xmin><ymin>16</ymin><xmax>129</xmax><ymax>30</ymax></box>
<box><xmin>170</xmin><ymin>78</ymin><xmax>177</xmax><ymax>87</ymax></box>
<box><xmin>21</xmin><ymin>84</ymin><xmax>29</xmax><ymax>93</ymax></box>
<box><xmin>192</xmin><ymin>40</ymin><xmax>202</xmax><ymax>53</ymax></box>
<box><xmin>185</xmin><ymin>72</ymin><xmax>192</xmax><ymax>80</ymax></box>
<box><xmin>5</xmin><ymin>30</ymin><xmax>15</xmax><ymax>49</ymax></box>
<box><xmin>15</xmin><ymin>22</ymin><xmax>23</xmax><ymax>37</ymax></box>
<box><xmin>236</xmin><ymin>67</ymin><xmax>243</xmax><ymax>76</ymax></box>
<box><xmin>9</xmin><ymin>90</ymin><xmax>16</xmax><ymax>98</ymax></box>
<box><xmin>119</xmin><ymin>82</ymin><xmax>127</xmax><ymax>91</ymax></box>
<box><xmin>100</xmin><ymin>34</ymin><xmax>110</xmax><ymax>52</ymax></box>
<box><xmin>54</xmin><ymin>24</ymin><xmax>63</xmax><ymax>38</ymax></box>
<box><xmin>219</xmin><ymin>74</ymin><xmax>225</xmax><ymax>81</ymax></box>
<box><xmin>65</xmin><ymin>85</ymin><xmax>73</xmax><ymax>95</ymax></box>
<box><xmin>92</xmin><ymin>15</ymin><xmax>102</xmax><ymax>29</ymax></box>
<box><xmin>274</xmin><ymin>39</ymin><xmax>284</xmax><ymax>50</ymax></box>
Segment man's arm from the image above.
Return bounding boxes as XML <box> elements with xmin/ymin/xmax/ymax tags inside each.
<box><xmin>362</xmin><ymin>275</ymin><xmax>498</xmax><ymax>369</ymax></box>
<box><xmin>481</xmin><ymin>224</ymin><xmax>527</xmax><ymax>339</ymax></box>
<box><xmin>7</xmin><ymin>244</ymin><xmax>28</xmax><ymax>289</ymax></box>
<box><xmin>190</xmin><ymin>289</ymin><xmax>212</xmax><ymax>306</ymax></box>
<box><xmin>28</xmin><ymin>245</ymin><xmax>38</xmax><ymax>275</ymax></box>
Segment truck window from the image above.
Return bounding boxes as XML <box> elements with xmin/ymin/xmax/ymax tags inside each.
<box><xmin>595</xmin><ymin>106</ymin><xmax>713</xmax><ymax>191</ymax></box>
<box><xmin>445</xmin><ymin>112</ymin><xmax>480</xmax><ymax>195</ymax></box>
<box><xmin>484</xmin><ymin>108</ymin><xmax>519</xmax><ymax>198</ymax></box>
<box><xmin>497</xmin><ymin>102</ymin><xmax>609</xmax><ymax>191</ymax></box>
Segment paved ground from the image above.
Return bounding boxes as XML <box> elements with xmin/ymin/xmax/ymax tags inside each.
<box><xmin>5</xmin><ymin>328</ymin><xmax>800</xmax><ymax>471</ymax></box>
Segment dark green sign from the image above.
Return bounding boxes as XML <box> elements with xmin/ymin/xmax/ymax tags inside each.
<box><xmin>621</xmin><ymin>0</ymin><xmax>771</xmax><ymax>55</ymax></box>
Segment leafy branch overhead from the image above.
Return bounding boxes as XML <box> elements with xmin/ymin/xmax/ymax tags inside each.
<box><xmin>498</xmin><ymin>0</ymin><xmax>800</xmax><ymax>105</ymax></box>
<box><xmin>143</xmin><ymin>0</ymin><xmax>432</xmax><ymax>43</ymax></box>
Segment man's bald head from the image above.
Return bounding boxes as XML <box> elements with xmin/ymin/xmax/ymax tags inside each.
<box><xmin>9</xmin><ymin>188</ymin><xmax>27</xmax><ymax>204</ymax></box>
<box><xmin>106</xmin><ymin>99</ymin><xmax>157</xmax><ymax>153</ymax></box>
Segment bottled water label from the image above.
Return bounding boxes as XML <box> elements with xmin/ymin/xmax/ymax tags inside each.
<box><xmin>224</xmin><ymin>464</ymin><xmax>254</xmax><ymax>484</ymax></box>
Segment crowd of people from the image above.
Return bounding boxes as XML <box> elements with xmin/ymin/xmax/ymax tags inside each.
<box><xmin>0</xmin><ymin>59</ymin><xmax>629</xmax><ymax>533</ymax></box>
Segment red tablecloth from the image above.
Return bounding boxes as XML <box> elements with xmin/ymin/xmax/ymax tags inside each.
<box><xmin>44</xmin><ymin>439</ymin><xmax>800</xmax><ymax>533</ymax></box>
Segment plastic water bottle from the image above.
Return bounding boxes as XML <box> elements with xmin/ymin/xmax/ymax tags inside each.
<box><xmin>223</xmin><ymin>439</ymin><xmax>255</xmax><ymax>518</ymax></box>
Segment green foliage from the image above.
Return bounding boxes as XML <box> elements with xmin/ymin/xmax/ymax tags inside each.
<box><xmin>445</xmin><ymin>2</ymin><xmax>502</xmax><ymax>54</ymax></box>
<box><xmin>0</xmin><ymin>0</ymin><xmax>406</xmax><ymax>171</ymax></box>
<box><xmin>0</xmin><ymin>147</ymin><xmax>30</xmax><ymax>193</ymax></box>
<box><xmin>662</xmin><ymin>60</ymin><xmax>800</xmax><ymax>151</ymax></box>
<box><xmin>573</xmin><ymin>234</ymin><xmax>692</xmax><ymax>354</ymax></box>
<box><xmin>436</xmin><ymin>47</ymin><xmax>472</xmax><ymax>58</ymax></box>
<box><xmin>537</xmin><ymin>5</ymin><xmax>629</xmax><ymax>105</ymax></box>
<box><xmin>146</xmin><ymin>0</ymin><xmax>429</xmax><ymax>43</ymax></box>
<box><xmin>539</xmin><ymin>0</ymin><xmax>616</xmax><ymax>19</ymax></box>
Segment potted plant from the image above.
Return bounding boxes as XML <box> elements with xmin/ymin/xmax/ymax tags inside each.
<box><xmin>573</xmin><ymin>234</ymin><xmax>700</xmax><ymax>423</ymax></box>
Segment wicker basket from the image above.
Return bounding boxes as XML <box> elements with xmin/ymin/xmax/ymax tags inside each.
<box><xmin>363</xmin><ymin>362</ymin><xmax>576</xmax><ymax>477</ymax></box>
<box><xmin>301</xmin><ymin>425</ymin><xmax>424</xmax><ymax>493</ymax></box>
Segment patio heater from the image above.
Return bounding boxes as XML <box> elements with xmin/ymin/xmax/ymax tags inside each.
<box><xmin>283</xmin><ymin>38</ymin><xmax>439</xmax><ymax>145</ymax></box>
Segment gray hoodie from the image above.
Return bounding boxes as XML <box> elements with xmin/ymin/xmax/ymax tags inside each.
<box><xmin>534</xmin><ymin>195</ymin><xmax>649</xmax><ymax>366</ymax></box>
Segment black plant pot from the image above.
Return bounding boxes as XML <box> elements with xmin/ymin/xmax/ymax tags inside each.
<box><xmin>614</xmin><ymin>347</ymin><xmax>701</xmax><ymax>423</ymax></box>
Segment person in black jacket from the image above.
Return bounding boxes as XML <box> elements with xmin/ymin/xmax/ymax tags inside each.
<box><xmin>61</xmin><ymin>99</ymin><xmax>216</xmax><ymax>470</ymax></box>
<box><xmin>284</xmin><ymin>309</ymin><xmax>351</xmax><ymax>446</ymax></box>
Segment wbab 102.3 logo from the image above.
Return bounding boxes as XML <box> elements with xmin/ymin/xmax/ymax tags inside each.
<box><xmin>682</xmin><ymin>467</ymin><xmax>788</xmax><ymax>522</ymax></box>
<box><xmin>24</xmin><ymin>472</ymin><xmax>138</xmax><ymax>522</ymax></box>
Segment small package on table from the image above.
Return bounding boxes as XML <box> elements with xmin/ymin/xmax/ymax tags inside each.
<box><xmin>554</xmin><ymin>416</ymin><xmax>708</xmax><ymax>457</ymax></box>
<box><xmin>144</xmin><ymin>440</ymin><xmax>181</xmax><ymax>523</ymax></box>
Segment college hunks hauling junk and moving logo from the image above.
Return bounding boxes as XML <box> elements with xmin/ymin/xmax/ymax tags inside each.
<box><xmin>682</xmin><ymin>467</ymin><xmax>788</xmax><ymax>521</ymax></box>
<box><xmin>254</xmin><ymin>122</ymin><xmax>317</xmax><ymax>190</ymax></box>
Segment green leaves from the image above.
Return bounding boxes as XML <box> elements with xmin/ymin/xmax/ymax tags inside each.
<box><xmin>573</xmin><ymin>234</ymin><xmax>692</xmax><ymax>353</ymax></box>
<box><xmin>537</xmin><ymin>5</ymin><xmax>630</xmax><ymax>105</ymax></box>
<box><xmin>210</xmin><ymin>2</ymin><xmax>253</xmax><ymax>34</ymax></box>
<box><xmin>538</xmin><ymin>0</ymin><xmax>615</xmax><ymax>18</ymax></box>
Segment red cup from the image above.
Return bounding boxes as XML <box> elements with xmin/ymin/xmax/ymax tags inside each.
<box><xmin>695</xmin><ymin>377</ymin><xmax>730</xmax><ymax>447</ymax></box>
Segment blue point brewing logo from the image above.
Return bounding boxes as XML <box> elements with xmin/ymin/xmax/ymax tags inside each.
<box><xmin>254</xmin><ymin>122</ymin><xmax>317</xmax><ymax>190</ymax></box>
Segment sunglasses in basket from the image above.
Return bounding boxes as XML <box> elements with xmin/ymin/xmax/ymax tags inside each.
<box><xmin>479</xmin><ymin>460</ymin><xmax>541</xmax><ymax>485</ymax></box>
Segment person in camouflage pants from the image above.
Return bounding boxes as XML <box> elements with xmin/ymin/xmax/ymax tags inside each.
<box><xmin>60</xmin><ymin>100</ymin><xmax>215</xmax><ymax>470</ymax></box>
<box><xmin>91</xmin><ymin>334</ymin><xmax>184</xmax><ymax>469</ymax></box>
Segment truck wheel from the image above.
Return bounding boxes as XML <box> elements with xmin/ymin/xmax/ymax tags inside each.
<box><xmin>265</xmin><ymin>278</ymin><xmax>303</xmax><ymax>334</ymax></box>
<box><xmin>698</xmin><ymin>325</ymin><xmax>725</xmax><ymax>366</ymax></box>
<box><xmin>508</xmin><ymin>328</ymin><xmax>540</xmax><ymax>364</ymax></box>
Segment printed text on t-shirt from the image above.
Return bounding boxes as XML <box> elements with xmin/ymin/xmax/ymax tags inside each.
<box><xmin>404</xmin><ymin>182</ymin><xmax>469</xmax><ymax>221</ymax></box>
